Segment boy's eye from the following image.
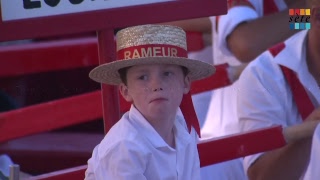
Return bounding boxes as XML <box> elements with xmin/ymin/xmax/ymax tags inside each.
<box><xmin>138</xmin><ymin>75</ymin><xmax>148</xmax><ymax>80</ymax></box>
<box><xmin>164</xmin><ymin>71</ymin><xmax>173</xmax><ymax>76</ymax></box>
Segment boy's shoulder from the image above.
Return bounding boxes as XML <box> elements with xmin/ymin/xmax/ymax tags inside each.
<box><xmin>95</xmin><ymin>114</ymin><xmax>146</xmax><ymax>156</ymax></box>
<box><xmin>98</xmin><ymin>110</ymin><xmax>154</xmax><ymax>152</ymax></box>
<box><xmin>102</xmin><ymin>112</ymin><xmax>140</xmax><ymax>144</ymax></box>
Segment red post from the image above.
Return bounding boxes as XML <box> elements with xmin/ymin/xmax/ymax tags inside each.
<box><xmin>97</xmin><ymin>30</ymin><xmax>120</xmax><ymax>133</ymax></box>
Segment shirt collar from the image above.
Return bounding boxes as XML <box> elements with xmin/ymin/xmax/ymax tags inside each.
<box><xmin>128</xmin><ymin>105</ymin><xmax>192</xmax><ymax>149</ymax></box>
<box><xmin>274</xmin><ymin>30</ymin><xmax>320</xmax><ymax>105</ymax></box>
<box><xmin>274</xmin><ymin>30</ymin><xmax>308</xmax><ymax>74</ymax></box>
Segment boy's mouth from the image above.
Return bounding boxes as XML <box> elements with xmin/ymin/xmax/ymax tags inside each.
<box><xmin>149</xmin><ymin>98</ymin><xmax>168</xmax><ymax>103</ymax></box>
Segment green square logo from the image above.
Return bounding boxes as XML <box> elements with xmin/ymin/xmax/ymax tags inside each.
<box><xmin>305</xmin><ymin>23</ymin><xmax>311</xmax><ymax>29</ymax></box>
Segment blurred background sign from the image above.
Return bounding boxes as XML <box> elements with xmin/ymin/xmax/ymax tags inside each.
<box><xmin>0</xmin><ymin>0</ymin><xmax>173</xmax><ymax>21</ymax></box>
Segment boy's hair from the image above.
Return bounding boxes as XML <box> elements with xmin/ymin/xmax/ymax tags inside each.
<box><xmin>118</xmin><ymin>66</ymin><xmax>190</xmax><ymax>85</ymax></box>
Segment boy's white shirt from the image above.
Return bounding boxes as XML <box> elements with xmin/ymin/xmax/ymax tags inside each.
<box><xmin>85</xmin><ymin>105</ymin><xmax>200</xmax><ymax>180</ymax></box>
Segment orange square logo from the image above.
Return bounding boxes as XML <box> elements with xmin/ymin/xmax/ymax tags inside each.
<box><xmin>289</xmin><ymin>9</ymin><xmax>295</xmax><ymax>15</ymax></box>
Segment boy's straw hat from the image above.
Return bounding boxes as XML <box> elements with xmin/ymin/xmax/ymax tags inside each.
<box><xmin>89</xmin><ymin>24</ymin><xmax>215</xmax><ymax>85</ymax></box>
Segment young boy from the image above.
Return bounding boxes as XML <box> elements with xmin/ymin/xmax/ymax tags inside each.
<box><xmin>85</xmin><ymin>24</ymin><xmax>215</xmax><ymax>179</ymax></box>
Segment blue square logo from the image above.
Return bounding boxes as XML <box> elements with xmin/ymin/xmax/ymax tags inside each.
<box><xmin>300</xmin><ymin>23</ymin><xmax>305</xmax><ymax>29</ymax></box>
<box><xmin>289</xmin><ymin>23</ymin><xmax>295</xmax><ymax>30</ymax></box>
<box><xmin>295</xmin><ymin>23</ymin><xmax>300</xmax><ymax>29</ymax></box>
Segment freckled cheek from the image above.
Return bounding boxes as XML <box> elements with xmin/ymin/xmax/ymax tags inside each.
<box><xmin>167</xmin><ymin>81</ymin><xmax>184</xmax><ymax>92</ymax></box>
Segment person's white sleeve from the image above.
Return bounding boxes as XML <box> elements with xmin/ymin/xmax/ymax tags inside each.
<box><xmin>93</xmin><ymin>140</ymin><xmax>147</xmax><ymax>180</ymax></box>
<box><xmin>218</xmin><ymin>6</ymin><xmax>258</xmax><ymax>56</ymax></box>
<box><xmin>236</xmin><ymin>54</ymin><xmax>288</xmax><ymax>175</ymax></box>
<box><xmin>303</xmin><ymin>124</ymin><xmax>320</xmax><ymax>180</ymax></box>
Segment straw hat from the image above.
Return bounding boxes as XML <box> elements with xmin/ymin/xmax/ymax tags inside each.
<box><xmin>89</xmin><ymin>24</ymin><xmax>215</xmax><ymax>85</ymax></box>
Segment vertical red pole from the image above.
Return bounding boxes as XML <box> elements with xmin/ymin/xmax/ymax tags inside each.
<box><xmin>97</xmin><ymin>29</ymin><xmax>120</xmax><ymax>133</ymax></box>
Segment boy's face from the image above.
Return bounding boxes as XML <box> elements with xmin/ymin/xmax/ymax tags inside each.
<box><xmin>119</xmin><ymin>64</ymin><xmax>191</xmax><ymax>121</ymax></box>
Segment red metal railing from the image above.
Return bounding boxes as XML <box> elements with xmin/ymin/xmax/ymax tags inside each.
<box><xmin>0</xmin><ymin>0</ymin><xmax>226</xmax><ymax>42</ymax></box>
<box><xmin>0</xmin><ymin>0</ymin><xmax>287</xmax><ymax>179</ymax></box>
<box><xmin>0</xmin><ymin>33</ymin><xmax>231</xmax><ymax>142</ymax></box>
<box><xmin>26</xmin><ymin>125</ymin><xmax>285</xmax><ymax>179</ymax></box>
<box><xmin>0</xmin><ymin>32</ymin><xmax>205</xmax><ymax>78</ymax></box>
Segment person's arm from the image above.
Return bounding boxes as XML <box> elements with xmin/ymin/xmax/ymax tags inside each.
<box><xmin>159</xmin><ymin>17</ymin><xmax>211</xmax><ymax>33</ymax></box>
<box><xmin>227</xmin><ymin>10</ymin><xmax>297</xmax><ymax>62</ymax></box>
<box><xmin>158</xmin><ymin>17</ymin><xmax>212</xmax><ymax>46</ymax></box>
<box><xmin>248</xmin><ymin>138</ymin><xmax>312</xmax><ymax>180</ymax></box>
<box><xmin>304</xmin><ymin>123</ymin><xmax>320</xmax><ymax>179</ymax></box>
<box><xmin>237</xmin><ymin>57</ymin><xmax>317</xmax><ymax>180</ymax></box>
<box><xmin>224</xmin><ymin>0</ymin><xmax>306</xmax><ymax>62</ymax></box>
<box><xmin>248</xmin><ymin>118</ymin><xmax>320</xmax><ymax>180</ymax></box>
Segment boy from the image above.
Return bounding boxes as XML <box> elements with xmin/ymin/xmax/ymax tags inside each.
<box><xmin>85</xmin><ymin>24</ymin><xmax>215</xmax><ymax>179</ymax></box>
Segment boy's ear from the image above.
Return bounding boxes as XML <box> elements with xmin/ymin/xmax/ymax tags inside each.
<box><xmin>183</xmin><ymin>76</ymin><xmax>191</xmax><ymax>94</ymax></box>
<box><xmin>119</xmin><ymin>83</ymin><xmax>133</xmax><ymax>102</ymax></box>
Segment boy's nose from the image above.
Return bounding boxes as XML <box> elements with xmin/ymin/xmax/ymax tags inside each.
<box><xmin>153</xmin><ymin>87</ymin><xmax>163</xmax><ymax>92</ymax></box>
<box><xmin>150</xmin><ymin>75</ymin><xmax>164</xmax><ymax>92</ymax></box>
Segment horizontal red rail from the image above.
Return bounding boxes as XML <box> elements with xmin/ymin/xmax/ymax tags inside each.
<box><xmin>26</xmin><ymin>165</ymin><xmax>87</xmax><ymax>180</ymax></box>
<box><xmin>0</xmin><ymin>91</ymin><xmax>102</xmax><ymax>142</ymax></box>
<box><xmin>198</xmin><ymin>125</ymin><xmax>286</xmax><ymax>167</ymax></box>
<box><xmin>28</xmin><ymin>126</ymin><xmax>286</xmax><ymax>179</ymax></box>
<box><xmin>0</xmin><ymin>32</ymin><xmax>204</xmax><ymax>78</ymax></box>
<box><xmin>0</xmin><ymin>63</ymin><xmax>230</xmax><ymax>143</ymax></box>
<box><xmin>0</xmin><ymin>0</ymin><xmax>226</xmax><ymax>42</ymax></box>
<box><xmin>0</xmin><ymin>37</ymin><xmax>99</xmax><ymax>77</ymax></box>
<box><xmin>0</xmin><ymin>67</ymin><xmax>231</xmax><ymax>143</ymax></box>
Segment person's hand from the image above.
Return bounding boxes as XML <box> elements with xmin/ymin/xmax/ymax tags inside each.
<box><xmin>282</xmin><ymin>107</ymin><xmax>320</xmax><ymax>143</ymax></box>
<box><xmin>283</xmin><ymin>120</ymin><xmax>320</xmax><ymax>143</ymax></box>
<box><xmin>305</xmin><ymin>107</ymin><xmax>320</xmax><ymax>122</ymax></box>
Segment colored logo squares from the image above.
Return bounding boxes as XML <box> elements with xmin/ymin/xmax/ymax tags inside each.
<box><xmin>289</xmin><ymin>9</ymin><xmax>310</xmax><ymax>15</ymax></box>
<box><xmin>289</xmin><ymin>23</ymin><xmax>311</xmax><ymax>30</ymax></box>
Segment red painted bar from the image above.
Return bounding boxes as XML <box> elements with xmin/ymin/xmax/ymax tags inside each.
<box><xmin>26</xmin><ymin>165</ymin><xmax>87</xmax><ymax>180</ymax></box>
<box><xmin>28</xmin><ymin>126</ymin><xmax>286</xmax><ymax>179</ymax></box>
<box><xmin>0</xmin><ymin>32</ymin><xmax>203</xmax><ymax>78</ymax></box>
<box><xmin>97</xmin><ymin>30</ymin><xmax>120</xmax><ymax>133</ymax></box>
<box><xmin>0</xmin><ymin>73</ymin><xmax>232</xmax><ymax>143</ymax></box>
<box><xmin>0</xmin><ymin>37</ymin><xmax>98</xmax><ymax>77</ymax></box>
<box><xmin>0</xmin><ymin>72</ymin><xmax>233</xmax><ymax>143</ymax></box>
<box><xmin>191</xmin><ymin>63</ymin><xmax>231</xmax><ymax>94</ymax></box>
<box><xmin>198</xmin><ymin>126</ymin><xmax>287</xmax><ymax>167</ymax></box>
<box><xmin>0</xmin><ymin>91</ymin><xmax>102</xmax><ymax>142</ymax></box>
<box><xmin>0</xmin><ymin>0</ymin><xmax>227</xmax><ymax>42</ymax></box>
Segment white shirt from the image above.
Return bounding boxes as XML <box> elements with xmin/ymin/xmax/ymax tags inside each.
<box><xmin>85</xmin><ymin>105</ymin><xmax>200</xmax><ymax>180</ymax></box>
<box><xmin>204</xmin><ymin>0</ymin><xmax>288</xmax><ymax>140</ymax></box>
<box><xmin>304</xmin><ymin>124</ymin><xmax>320</xmax><ymax>180</ymax></box>
<box><xmin>237</xmin><ymin>30</ymin><xmax>320</xmax><ymax>177</ymax></box>
<box><xmin>200</xmin><ymin>1</ymin><xmax>287</xmax><ymax>180</ymax></box>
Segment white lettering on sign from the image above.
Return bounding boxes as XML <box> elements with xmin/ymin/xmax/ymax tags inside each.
<box><xmin>0</xmin><ymin>0</ymin><xmax>174</xmax><ymax>21</ymax></box>
<box><xmin>123</xmin><ymin>47</ymin><xmax>178</xmax><ymax>59</ymax></box>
